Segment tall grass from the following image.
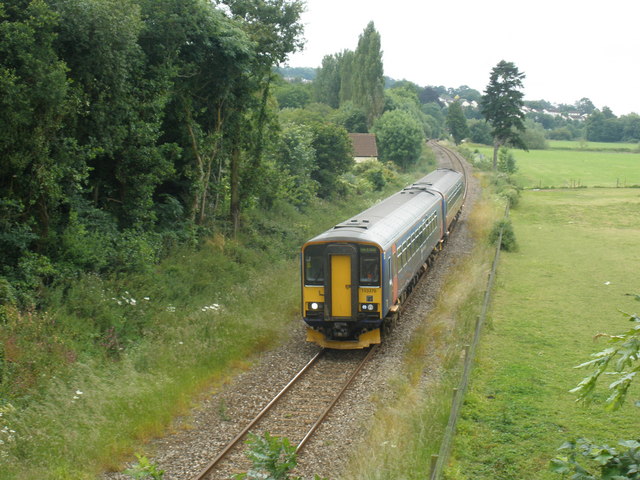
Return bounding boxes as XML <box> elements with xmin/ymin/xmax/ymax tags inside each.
<box><xmin>0</xmin><ymin>153</ymin><xmax>437</xmax><ymax>479</ymax></box>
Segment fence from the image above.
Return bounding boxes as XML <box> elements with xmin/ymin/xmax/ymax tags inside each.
<box><xmin>429</xmin><ymin>203</ymin><xmax>511</xmax><ymax>479</ymax></box>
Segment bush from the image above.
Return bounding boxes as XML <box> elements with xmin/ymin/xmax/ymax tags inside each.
<box><xmin>491</xmin><ymin>172</ymin><xmax>521</xmax><ymax>208</ymax></box>
<box><xmin>353</xmin><ymin>159</ymin><xmax>398</xmax><ymax>191</ymax></box>
<box><xmin>489</xmin><ymin>219</ymin><xmax>517</xmax><ymax>252</ymax></box>
<box><xmin>497</xmin><ymin>147</ymin><xmax>517</xmax><ymax>174</ymax></box>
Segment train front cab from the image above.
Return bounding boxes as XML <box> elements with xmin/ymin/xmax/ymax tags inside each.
<box><xmin>302</xmin><ymin>242</ymin><xmax>384</xmax><ymax>349</ymax></box>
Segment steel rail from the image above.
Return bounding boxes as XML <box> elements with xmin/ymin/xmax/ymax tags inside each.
<box><xmin>295</xmin><ymin>344</ymin><xmax>379</xmax><ymax>453</ymax></box>
<box><xmin>190</xmin><ymin>348</ymin><xmax>325</xmax><ymax>480</ymax></box>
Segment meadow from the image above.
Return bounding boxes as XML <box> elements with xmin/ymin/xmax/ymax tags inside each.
<box><xmin>447</xmin><ymin>187</ymin><xmax>640</xmax><ymax>479</ymax></box>
<box><xmin>471</xmin><ymin>141</ymin><xmax>640</xmax><ymax>188</ymax></box>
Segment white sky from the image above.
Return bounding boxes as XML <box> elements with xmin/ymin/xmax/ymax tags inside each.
<box><xmin>285</xmin><ymin>0</ymin><xmax>640</xmax><ymax>116</ymax></box>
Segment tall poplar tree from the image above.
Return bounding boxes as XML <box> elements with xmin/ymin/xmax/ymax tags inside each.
<box><xmin>480</xmin><ymin>60</ymin><xmax>527</xmax><ymax>169</ymax></box>
<box><xmin>314</xmin><ymin>53</ymin><xmax>341</xmax><ymax>108</ymax></box>
<box><xmin>352</xmin><ymin>21</ymin><xmax>384</xmax><ymax>128</ymax></box>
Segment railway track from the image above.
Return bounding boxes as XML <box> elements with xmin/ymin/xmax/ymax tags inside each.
<box><xmin>191</xmin><ymin>345</ymin><xmax>378</xmax><ymax>479</ymax></box>
<box><xmin>428</xmin><ymin>140</ymin><xmax>469</xmax><ymax>202</ymax></box>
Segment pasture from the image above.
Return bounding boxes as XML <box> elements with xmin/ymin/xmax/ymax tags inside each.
<box><xmin>471</xmin><ymin>143</ymin><xmax>640</xmax><ymax>188</ymax></box>
<box><xmin>448</xmin><ymin>187</ymin><xmax>640</xmax><ymax>479</ymax></box>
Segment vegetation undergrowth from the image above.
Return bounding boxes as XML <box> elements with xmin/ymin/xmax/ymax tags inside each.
<box><xmin>0</xmin><ymin>153</ymin><xmax>435</xmax><ymax>480</ymax></box>
<box><xmin>342</xmin><ymin>173</ymin><xmax>502</xmax><ymax>479</ymax></box>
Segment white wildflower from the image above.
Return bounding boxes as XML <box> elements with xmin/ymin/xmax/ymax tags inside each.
<box><xmin>166</xmin><ymin>306</ymin><xmax>176</xmax><ymax>312</ymax></box>
<box><xmin>143</xmin><ymin>297</ymin><xmax>150</xmax><ymax>301</ymax></box>
<box><xmin>76</xmin><ymin>390</ymin><xmax>83</xmax><ymax>395</ymax></box>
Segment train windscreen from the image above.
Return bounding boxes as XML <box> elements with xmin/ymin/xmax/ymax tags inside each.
<box><xmin>359</xmin><ymin>245</ymin><xmax>380</xmax><ymax>286</ymax></box>
<box><xmin>304</xmin><ymin>244</ymin><xmax>324</xmax><ymax>285</ymax></box>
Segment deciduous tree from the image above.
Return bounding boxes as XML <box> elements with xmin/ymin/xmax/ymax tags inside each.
<box><xmin>446</xmin><ymin>99</ymin><xmax>470</xmax><ymax>144</ymax></box>
<box><xmin>373</xmin><ymin>109</ymin><xmax>424</xmax><ymax>169</ymax></box>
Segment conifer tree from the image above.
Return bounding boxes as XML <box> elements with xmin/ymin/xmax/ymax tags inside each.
<box><xmin>481</xmin><ymin>60</ymin><xmax>527</xmax><ymax>169</ymax></box>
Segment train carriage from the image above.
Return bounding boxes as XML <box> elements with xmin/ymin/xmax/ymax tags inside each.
<box><xmin>301</xmin><ymin>168</ymin><xmax>465</xmax><ymax>349</ymax></box>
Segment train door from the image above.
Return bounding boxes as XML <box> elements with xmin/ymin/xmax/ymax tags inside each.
<box><xmin>331</xmin><ymin>255</ymin><xmax>351</xmax><ymax>317</ymax></box>
<box><xmin>325</xmin><ymin>244</ymin><xmax>358</xmax><ymax>321</ymax></box>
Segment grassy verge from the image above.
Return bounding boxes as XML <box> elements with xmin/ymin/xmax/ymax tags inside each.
<box><xmin>0</xmin><ymin>154</ymin><xmax>436</xmax><ymax>479</ymax></box>
<box><xmin>446</xmin><ymin>188</ymin><xmax>640</xmax><ymax>479</ymax></box>
<box><xmin>341</xmin><ymin>173</ymin><xmax>503</xmax><ymax>479</ymax></box>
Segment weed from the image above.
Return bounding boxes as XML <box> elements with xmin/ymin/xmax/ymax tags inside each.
<box><xmin>124</xmin><ymin>454</ymin><xmax>164</xmax><ymax>479</ymax></box>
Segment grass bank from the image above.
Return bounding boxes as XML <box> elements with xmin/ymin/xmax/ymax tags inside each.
<box><xmin>446</xmin><ymin>188</ymin><xmax>640</xmax><ymax>479</ymax></box>
<box><xmin>0</xmin><ymin>154</ymin><xmax>435</xmax><ymax>479</ymax></box>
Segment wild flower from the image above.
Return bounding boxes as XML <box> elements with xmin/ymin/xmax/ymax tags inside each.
<box><xmin>166</xmin><ymin>306</ymin><xmax>176</xmax><ymax>313</ymax></box>
<box><xmin>201</xmin><ymin>303</ymin><xmax>222</xmax><ymax>312</ymax></box>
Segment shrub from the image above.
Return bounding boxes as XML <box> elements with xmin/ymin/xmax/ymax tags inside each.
<box><xmin>489</xmin><ymin>219</ymin><xmax>517</xmax><ymax>252</ymax></box>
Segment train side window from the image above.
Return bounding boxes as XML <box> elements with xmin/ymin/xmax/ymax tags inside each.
<box><xmin>304</xmin><ymin>244</ymin><xmax>324</xmax><ymax>285</ymax></box>
<box><xmin>359</xmin><ymin>246</ymin><xmax>380</xmax><ymax>286</ymax></box>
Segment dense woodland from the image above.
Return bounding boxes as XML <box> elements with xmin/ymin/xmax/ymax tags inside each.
<box><xmin>3</xmin><ymin>0</ymin><xmax>639</xmax><ymax>312</ymax></box>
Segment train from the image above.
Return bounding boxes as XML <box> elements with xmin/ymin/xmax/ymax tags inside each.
<box><xmin>300</xmin><ymin>168</ymin><xmax>465</xmax><ymax>349</ymax></box>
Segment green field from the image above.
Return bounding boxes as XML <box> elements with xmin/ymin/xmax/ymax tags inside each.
<box><xmin>471</xmin><ymin>144</ymin><xmax>640</xmax><ymax>188</ymax></box>
<box><xmin>548</xmin><ymin>140</ymin><xmax>640</xmax><ymax>151</ymax></box>
<box><xmin>448</xmin><ymin>188</ymin><xmax>640</xmax><ymax>479</ymax></box>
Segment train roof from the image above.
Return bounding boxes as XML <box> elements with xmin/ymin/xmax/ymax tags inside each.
<box><xmin>411</xmin><ymin>168</ymin><xmax>464</xmax><ymax>199</ymax></box>
<box><xmin>304</xmin><ymin>168</ymin><xmax>463</xmax><ymax>249</ymax></box>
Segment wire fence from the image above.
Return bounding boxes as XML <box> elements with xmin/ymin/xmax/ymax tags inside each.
<box><xmin>429</xmin><ymin>202</ymin><xmax>511</xmax><ymax>479</ymax></box>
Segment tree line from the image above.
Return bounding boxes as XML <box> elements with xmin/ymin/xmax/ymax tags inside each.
<box><xmin>1</xmin><ymin>0</ymin><xmax>313</xmax><ymax>307</ymax></box>
<box><xmin>3</xmin><ymin>1</ymin><xmax>416</xmax><ymax>309</ymax></box>
<box><xmin>4</xmin><ymin>0</ymin><xmax>637</xmax><ymax>309</ymax></box>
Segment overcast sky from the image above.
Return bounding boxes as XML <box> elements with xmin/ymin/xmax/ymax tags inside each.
<box><xmin>285</xmin><ymin>0</ymin><xmax>640</xmax><ymax>116</ymax></box>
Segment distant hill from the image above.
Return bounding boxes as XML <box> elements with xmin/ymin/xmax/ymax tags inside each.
<box><xmin>277</xmin><ymin>66</ymin><xmax>317</xmax><ymax>81</ymax></box>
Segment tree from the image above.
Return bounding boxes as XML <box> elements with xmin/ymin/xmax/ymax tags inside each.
<box><xmin>373</xmin><ymin>109</ymin><xmax>424</xmax><ymax>169</ymax></box>
<box><xmin>54</xmin><ymin>0</ymin><xmax>174</xmax><ymax>229</ymax></box>
<box><xmin>333</xmin><ymin>101</ymin><xmax>368</xmax><ymax>133</ymax></box>
<box><xmin>480</xmin><ymin>60</ymin><xmax>527</xmax><ymax>169</ymax></box>
<box><xmin>338</xmin><ymin>49</ymin><xmax>355</xmax><ymax>105</ymax></box>
<box><xmin>351</xmin><ymin>21</ymin><xmax>385</xmax><ymax>128</ymax></box>
<box><xmin>585</xmin><ymin>109</ymin><xmax>623</xmax><ymax>142</ymax></box>
<box><xmin>314</xmin><ymin>53</ymin><xmax>341</xmax><ymax>108</ymax></box>
<box><xmin>214</xmin><ymin>0</ymin><xmax>305</xmax><ymax>232</ymax></box>
<box><xmin>309</xmin><ymin>122</ymin><xmax>353</xmax><ymax>197</ymax></box>
<box><xmin>274</xmin><ymin>78</ymin><xmax>312</xmax><ymax>109</ymax></box>
<box><xmin>575</xmin><ymin>97</ymin><xmax>596</xmax><ymax>116</ymax></box>
<box><xmin>0</xmin><ymin>0</ymin><xmax>75</xmax><ymax>289</ymax></box>
<box><xmin>468</xmin><ymin>119</ymin><xmax>493</xmax><ymax>145</ymax></box>
<box><xmin>446</xmin><ymin>100</ymin><xmax>470</xmax><ymax>144</ymax></box>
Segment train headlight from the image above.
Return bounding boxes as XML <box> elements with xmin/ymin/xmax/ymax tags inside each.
<box><xmin>308</xmin><ymin>302</ymin><xmax>323</xmax><ymax>311</ymax></box>
<box><xmin>361</xmin><ymin>303</ymin><xmax>377</xmax><ymax>311</ymax></box>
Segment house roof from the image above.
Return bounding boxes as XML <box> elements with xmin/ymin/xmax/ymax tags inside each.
<box><xmin>348</xmin><ymin>133</ymin><xmax>378</xmax><ymax>157</ymax></box>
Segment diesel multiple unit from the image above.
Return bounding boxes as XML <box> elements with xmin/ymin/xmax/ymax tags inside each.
<box><xmin>301</xmin><ymin>168</ymin><xmax>465</xmax><ymax>349</ymax></box>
